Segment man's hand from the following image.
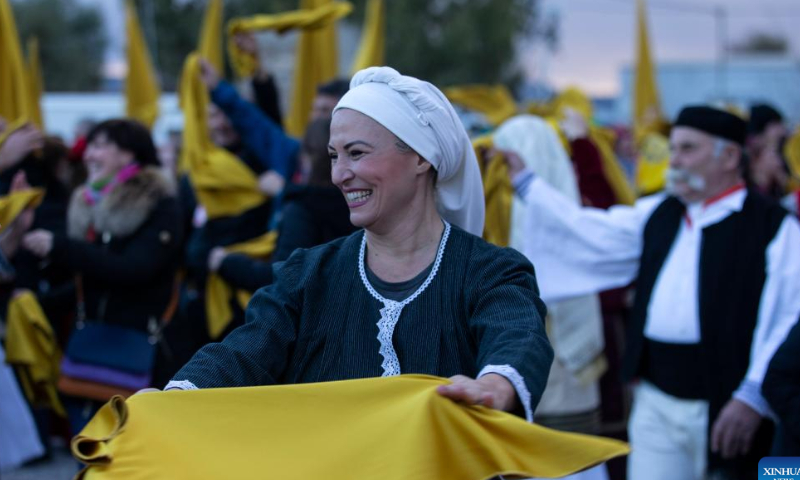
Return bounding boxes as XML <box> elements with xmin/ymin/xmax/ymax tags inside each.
<box><xmin>491</xmin><ymin>148</ymin><xmax>526</xmax><ymax>180</ymax></box>
<box><xmin>710</xmin><ymin>398</ymin><xmax>762</xmax><ymax>459</ymax></box>
<box><xmin>199</xmin><ymin>58</ymin><xmax>222</xmax><ymax>91</ymax></box>
<box><xmin>437</xmin><ymin>374</ymin><xmax>517</xmax><ymax>412</ymax></box>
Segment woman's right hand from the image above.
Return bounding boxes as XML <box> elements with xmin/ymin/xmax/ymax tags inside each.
<box><xmin>208</xmin><ymin>247</ymin><xmax>228</xmax><ymax>272</ymax></box>
<box><xmin>22</xmin><ymin>229</ymin><xmax>54</xmax><ymax>258</ymax></box>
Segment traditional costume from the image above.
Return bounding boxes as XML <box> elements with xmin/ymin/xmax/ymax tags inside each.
<box><xmin>514</xmin><ymin>106</ymin><xmax>800</xmax><ymax>479</ymax></box>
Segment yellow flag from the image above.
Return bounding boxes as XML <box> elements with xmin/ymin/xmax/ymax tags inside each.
<box><xmin>633</xmin><ymin>0</ymin><xmax>662</xmax><ymax>137</ymax></box>
<box><xmin>445</xmin><ymin>85</ymin><xmax>517</xmax><ymax>127</ymax></box>
<box><xmin>227</xmin><ymin>1</ymin><xmax>352</xmax><ymax>79</ymax></box>
<box><xmin>198</xmin><ymin>0</ymin><xmax>224</xmax><ymax>72</ymax></box>
<box><xmin>125</xmin><ymin>1</ymin><xmax>160</xmax><ymax>129</ymax></box>
<box><xmin>635</xmin><ymin>131</ymin><xmax>670</xmax><ymax>195</ymax></box>
<box><xmin>25</xmin><ymin>37</ymin><xmax>44</xmax><ymax>129</ymax></box>
<box><xmin>73</xmin><ymin>376</ymin><xmax>628</xmax><ymax>479</ymax></box>
<box><xmin>178</xmin><ymin>53</ymin><xmax>265</xmax><ymax>219</ymax></box>
<box><xmin>350</xmin><ymin>0</ymin><xmax>385</xmax><ymax>74</ymax></box>
<box><xmin>286</xmin><ymin>0</ymin><xmax>348</xmax><ymax>137</ymax></box>
<box><xmin>0</xmin><ymin>0</ymin><xmax>31</xmax><ymax>123</ymax></box>
<box><xmin>205</xmin><ymin>231</ymin><xmax>278</xmax><ymax>339</ymax></box>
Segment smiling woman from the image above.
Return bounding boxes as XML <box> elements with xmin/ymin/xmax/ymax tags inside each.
<box><xmin>167</xmin><ymin>67</ymin><xmax>553</xmax><ymax>422</ymax></box>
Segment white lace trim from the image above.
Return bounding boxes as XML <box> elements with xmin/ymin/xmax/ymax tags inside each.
<box><xmin>164</xmin><ymin>380</ymin><xmax>199</xmax><ymax>391</ymax></box>
<box><xmin>478</xmin><ymin>364</ymin><xmax>533</xmax><ymax>422</ymax></box>
<box><xmin>359</xmin><ymin>222</ymin><xmax>451</xmax><ymax>377</ymax></box>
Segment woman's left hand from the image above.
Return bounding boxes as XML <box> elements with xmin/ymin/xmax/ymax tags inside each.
<box><xmin>437</xmin><ymin>374</ymin><xmax>517</xmax><ymax>412</ymax></box>
<box><xmin>22</xmin><ymin>229</ymin><xmax>53</xmax><ymax>258</ymax></box>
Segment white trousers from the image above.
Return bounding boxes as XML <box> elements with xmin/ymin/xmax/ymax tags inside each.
<box><xmin>628</xmin><ymin>381</ymin><xmax>709</xmax><ymax>480</ymax></box>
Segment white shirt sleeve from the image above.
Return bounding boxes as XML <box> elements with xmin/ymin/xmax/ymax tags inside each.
<box><xmin>744</xmin><ymin>215</ymin><xmax>800</xmax><ymax>386</ymax></box>
<box><xmin>520</xmin><ymin>175</ymin><xmax>664</xmax><ymax>303</ymax></box>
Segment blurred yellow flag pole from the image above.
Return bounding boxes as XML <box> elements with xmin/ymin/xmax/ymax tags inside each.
<box><xmin>125</xmin><ymin>0</ymin><xmax>161</xmax><ymax>129</ymax></box>
<box><xmin>199</xmin><ymin>0</ymin><xmax>224</xmax><ymax>72</ymax></box>
<box><xmin>26</xmin><ymin>37</ymin><xmax>45</xmax><ymax>129</ymax></box>
<box><xmin>633</xmin><ymin>0</ymin><xmax>662</xmax><ymax>136</ymax></box>
<box><xmin>350</xmin><ymin>0</ymin><xmax>385</xmax><ymax>74</ymax></box>
<box><xmin>0</xmin><ymin>0</ymin><xmax>31</xmax><ymax>123</ymax></box>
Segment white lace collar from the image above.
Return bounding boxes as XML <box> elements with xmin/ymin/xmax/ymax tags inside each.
<box><xmin>358</xmin><ymin>221</ymin><xmax>451</xmax><ymax>376</ymax></box>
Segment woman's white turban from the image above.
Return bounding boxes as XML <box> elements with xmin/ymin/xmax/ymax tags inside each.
<box><xmin>333</xmin><ymin>67</ymin><xmax>485</xmax><ymax>237</ymax></box>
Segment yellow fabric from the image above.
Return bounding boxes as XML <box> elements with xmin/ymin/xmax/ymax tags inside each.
<box><xmin>5</xmin><ymin>291</ymin><xmax>66</xmax><ymax>416</ymax></box>
<box><xmin>785</xmin><ymin>126</ymin><xmax>800</xmax><ymax>193</ymax></box>
<box><xmin>72</xmin><ymin>375</ymin><xmax>628</xmax><ymax>479</ymax></box>
<box><xmin>198</xmin><ymin>0</ymin><xmax>224</xmax><ymax>72</ymax></box>
<box><xmin>549</xmin><ymin>88</ymin><xmax>636</xmax><ymax>205</ymax></box>
<box><xmin>124</xmin><ymin>1</ymin><xmax>160</xmax><ymax>129</ymax></box>
<box><xmin>205</xmin><ymin>231</ymin><xmax>277</xmax><ymax>339</ymax></box>
<box><xmin>635</xmin><ymin>131</ymin><xmax>670</xmax><ymax>195</ymax></box>
<box><xmin>445</xmin><ymin>85</ymin><xmax>518</xmax><ymax>127</ymax></box>
<box><xmin>227</xmin><ymin>1</ymin><xmax>352</xmax><ymax>80</ymax></box>
<box><xmin>349</xmin><ymin>0</ymin><xmax>385</xmax><ymax>74</ymax></box>
<box><xmin>25</xmin><ymin>37</ymin><xmax>44</xmax><ymax>129</ymax></box>
<box><xmin>632</xmin><ymin>0</ymin><xmax>663</xmax><ymax>139</ymax></box>
<box><xmin>178</xmin><ymin>53</ymin><xmax>265</xmax><ymax>218</ymax></box>
<box><xmin>0</xmin><ymin>0</ymin><xmax>31</xmax><ymax>123</ymax></box>
<box><xmin>0</xmin><ymin>188</ymin><xmax>44</xmax><ymax>234</ymax></box>
<box><xmin>473</xmin><ymin>135</ymin><xmax>512</xmax><ymax>247</ymax></box>
<box><xmin>288</xmin><ymin>0</ymin><xmax>351</xmax><ymax>137</ymax></box>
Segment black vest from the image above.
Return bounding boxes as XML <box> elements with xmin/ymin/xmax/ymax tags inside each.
<box><xmin>622</xmin><ymin>191</ymin><xmax>786</xmax><ymax>475</ymax></box>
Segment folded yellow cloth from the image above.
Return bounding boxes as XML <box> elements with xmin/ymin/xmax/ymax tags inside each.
<box><xmin>0</xmin><ymin>188</ymin><xmax>44</xmax><ymax>234</ymax></box>
<box><xmin>636</xmin><ymin>131</ymin><xmax>670</xmax><ymax>195</ymax></box>
<box><xmin>72</xmin><ymin>375</ymin><xmax>628</xmax><ymax>480</ymax></box>
<box><xmin>124</xmin><ymin>0</ymin><xmax>160</xmax><ymax>129</ymax></box>
<box><xmin>5</xmin><ymin>290</ymin><xmax>65</xmax><ymax>416</ymax></box>
<box><xmin>785</xmin><ymin>126</ymin><xmax>800</xmax><ymax>193</ymax></box>
<box><xmin>227</xmin><ymin>1</ymin><xmax>353</xmax><ymax>79</ymax></box>
<box><xmin>0</xmin><ymin>0</ymin><xmax>31</xmax><ymax>123</ymax></box>
<box><xmin>205</xmin><ymin>230</ymin><xmax>278</xmax><ymax>339</ymax></box>
<box><xmin>178</xmin><ymin>53</ymin><xmax>266</xmax><ymax>219</ymax></box>
<box><xmin>473</xmin><ymin>135</ymin><xmax>512</xmax><ymax>247</ymax></box>
<box><xmin>445</xmin><ymin>84</ymin><xmax>518</xmax><ymax>127</ymax></box>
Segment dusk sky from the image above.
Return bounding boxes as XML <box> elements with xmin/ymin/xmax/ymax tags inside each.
<box><xmin>532</xmin><ymin>0</ymin><xmax>800</xmax><ymax>96</ymax></box>
<box><xmin>86</xmin><ymin>0</ymin><xmax>800</xmax><ymax>97</ymax></box>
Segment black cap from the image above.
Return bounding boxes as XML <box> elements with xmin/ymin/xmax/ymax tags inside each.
<box><xmin>748</xmin><ymin>104</ymin><xmax>783</xmax><ymax>136</ymax></box>
<box><xmin>674</xmin><ymin>105</ymin><xmax>747</xmax><ymax>146</ymax></box>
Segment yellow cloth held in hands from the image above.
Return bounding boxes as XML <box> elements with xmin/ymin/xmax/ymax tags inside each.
<box><xmin>227</xmin><ymin>1</ymin><xmax>352</xmax><ymax>79</ymax></box>
<box><xmin>473</xmin><ymin>135</ymin><xmax>512</xmax><ymax>247</ymax></box>
<box><xmin>124</xmin><ymin>0</ymin><xmax>160</xmax><ymax>129</ymax></box>
<box><xmin>0</xmin><ymin>0</ymin><xmax>31</xmax><ymax>123</ymax></box>
<box><xmin>0</xmin><ymin>188</ymin><xmax>44</xmax><ymax>234</ymax></box>
<box><xmin>349</xmin><ymin>0</ymin><xmax>385</xmax><ymax>74</ymax></box>
<box><xmin>198</xmin><ymin>0</ymin><xmax>224</xmax><ymax>72</ymax></box>
<box><xmin>445</xmin><ymin>85</ymin><xmax>518</xmax><ymax>127</ymax></box>
<box><xmin>551</xmin><ymin>88</ymin><xmax>636</xmax><ymax>205</ymax></box>
<box><xmin>72</xmin><ymin>375</ymin><xmax>628</xmax><ymax>480</ymax></box>
<box><xmin>635</xmin><ymin>131</ymin><xmax>670</xmax><ymax>195</ymax></box>
<box><xmin>178</xmin><ymin>53</ymin><xmax>265</xmax><ymax>219</ymax></box>
<box><xmin>205</xmin><ymin>230</ymin><xmax>277</xmax><ymax>339</ymax></box>
<box><xmin>25</xmin><ymin>37</ymin><xmax>44</xmax><ymax>129</ymax></box>
<box><xmin>5</xmin><ymin>291</ymin><xmax>65</xmax><ymax>416</ymax></box>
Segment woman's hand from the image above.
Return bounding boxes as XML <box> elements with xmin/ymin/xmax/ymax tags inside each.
<box><xmin>22</xmin><ymin>229</ymin><xmax>54</xmax><ymax>258</ymax></box>
<box><xmin>258</xmin><ymin>170</ymin><xmax>286</xmax><ymax>197</ymax></box>
<box><xmin>437</xmin><ymin>374</ymin><xmax>517</xmax><ymax>412</ymax></box>
<box><xmin>199</xmin><ymin>58</ymin><xmax>222</xmax><ymax>91</ymax></box>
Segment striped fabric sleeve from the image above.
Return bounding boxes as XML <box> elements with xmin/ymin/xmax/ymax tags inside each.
<box><xmin>511</xmin><ymin>169</ymin><xmax>536</xmax><ymax>200</ymax></box>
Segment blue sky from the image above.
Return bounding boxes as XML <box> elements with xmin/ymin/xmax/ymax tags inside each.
<box><xmin>526</xmin><ymin>0</ymin><xmax>800</xmax><ymax>95</ymax></box>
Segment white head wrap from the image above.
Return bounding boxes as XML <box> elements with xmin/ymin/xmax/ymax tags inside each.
<box><xmin>333</xmin><ymin>67</ymin><xmax>485</xmax><ymax>236</ymax></box>
<box><xmin>493</xmin><ymin>115</ymin><xmax>580</xmax><ymax>251</ymax></box>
